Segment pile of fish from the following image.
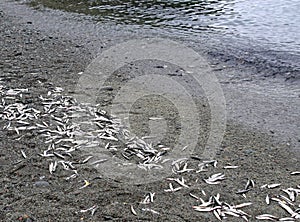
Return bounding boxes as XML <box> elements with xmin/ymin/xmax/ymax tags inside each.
<box><xmin>0</xmin><ymin>83</ymin><xmax>170</xmax><ymax>178</ymax></box>
<box><xmin>1</xmin><ymin>82</ymin><xmax>299</xmax><ymax>221</ymax></box>
<box><xmin>193</xmin><ymin>193</ymin><xmax>251</xmax><ymax>221</ymax></box>
<box><xmin>256</xmin><ymin>185</ymin><xmax>300</xmax><ymax>221</ymax></box>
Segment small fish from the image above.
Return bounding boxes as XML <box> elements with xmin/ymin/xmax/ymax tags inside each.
<box><xmin>204</xmin><ymin>179</ymin><xmax>221</xmax><ymax>185</ymax></box>
<box><xmin>266</xmin><ymin>194</ymin><xmax>270</xmax><ymax>205</ymax></box>
<box><xmin>224</xmin><ymin>210</ymin><xmax>240</xmax><ymax>217</ymax></box>
<box><xmin>82</xmin><ymin>156</ymin><xmax>93</xmax><ymax>164</ymax></box>
<box><xmin>53</xmin><ymin>152</ymin><xmax>65</xmax><ymax>160</ymax></box>
<box><xmin>213</xmin><ymin>209</ymin><xmax>222</xmax><ymax>221</ymax></box>
<box><xmin>223</xmin><ymin>165</ymin><xmax>239</xmax><ymax>169</ymax></box>
<box><xmin>245</xmin><ymin>179</ymin><xmax>255</xmax><ymax>189</ymax></box>
<box><xmin>181</xmin><ymin>145</ymin><xmax>189</xmax><ymax>151</ymax></box>
<box><xmin>282</xmin><ymin>188</ymin><xmax>297</xmax><ymax>202</ymax></box>
<box><xmin>49</xmin><ymin>161</ymin><xmax>57</xmax><ymax>174</ymax></box>
<box><xmin>91</xmin><ymin>206</ymin><xmax>98</xmax><ymax>216</ymax></box>
<box><xmin>79</xmin><ymin>180</ymin><xmax>90</xmax><ymax>189</ymax></box>
<box><xmin>164</xmin><ymin>183</ymin><xmax>182</xmax><ymax>192</ymax></box>
<box><xmin>141</xmin><ymin>195</ymin><xmax>150</xmax><ymax>204</ymax></box>
<box><xmin>174</xmin><ymin>177</ymin><xmax>189</xmax><ymax>188</ymax></box>
<box><xmin>149</xmin><ymin>192</ymin><xmax>155</xmax><ymax>203</ymax></box>
<box><xmin>204</xmin><ymin>173</ymin><xmax>225</xmax><ymax>185</ymax></box>
<box><xmin>256</xmin><ymin>214</ymin><xmax>278</xmax><ymax>220</ymax></box>
<box><xmin>80</xmin><ymin>205</ymin><xmax>98</xmax><ymax>215</ymax></box>
<box><xmin>21</xmin><ymin>150</ymin><xmax>27</xmax><ymax>159</ymax></box>
<box><xmin>193</xmin><ymin>206</ymin><xmax>221</xmax><ymax>212</ymax></box>
<box><xmin>271</xmin><ymin>197</ymin><xmax>283</xmax><ymax>203</ymax></box>
<box><xmin>141</xmin><ymin>208</ymin><xmax>159</xmax><ymax>215</ymax></box>
<box><xmin>15</xmin><ymin>127</ymin><xmax>20</xmax><ymax>135</ymax></box>
<box><xmin>279</xmin><ymin>217</ymin><xmax>296</xmax><ymax>221</ymax></box>
<box><xmin>90</xmin><ymin>159</ymin><xmax>108</xmax><ymax>165</ymax></box>
<box><xmin>149</xmin><ymin>117</ymin><xmax>163</xmax><ymax>120</ymax></box>
<box><xmin>260</xmin><ymin>184</ymin><xmax>268</xmax><ymax>189</ymax></box>
<box><xmin>278</xmin><ymin>201</ymin><xmax>294</xmax><ymax>215</ymax></box>
<box><xmin>130</xmin><ymin>205</ymin><xmax>137</xmax><ymax>216</ymax></box>
<box><xmin>189</xmin><ymin>193</ymin><xmax>199</xmax><ymax>200</ymax></box>
<box><xmin>234</xmin><ymin>202</ymin><xmax>252</xmax><ymax>209</ymax></box>
<box><xmin>267</xmin><ymin>183</ymin><xmax>281</xmax><ymax>189</ymax></box>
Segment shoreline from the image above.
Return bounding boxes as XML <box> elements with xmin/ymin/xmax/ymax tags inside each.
<box><xmin>1</xmin><ymin>0</ymin><xmax>299</xmax><ymax>150</ymax></box>
<box><xmin>0</xmin><ymin>1</ymin><xmax>299</xmax><ymax>221</ymax></box>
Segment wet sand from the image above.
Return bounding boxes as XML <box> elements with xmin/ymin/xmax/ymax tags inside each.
<box><xmin>0</xmin><ymin>1</ymin><xmax>299</xmax><ymax>221</ymax></box>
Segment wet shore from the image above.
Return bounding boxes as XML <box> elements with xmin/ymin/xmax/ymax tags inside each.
<box><xmin>0</xmin><ymin>1</ymin><xmax>299</xmax><ymax>221</ymax></box>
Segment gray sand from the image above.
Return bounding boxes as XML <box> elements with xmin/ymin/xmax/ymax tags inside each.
<box><xmin>0</xmin><ymin>1</ymin><xmax>299</xmax><ymax>221</ymax></box>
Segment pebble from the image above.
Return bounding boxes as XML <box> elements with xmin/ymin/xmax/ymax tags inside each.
<box><xmin>33</xmin><ymin>181</ymin><xmax>50</xmax><ymax>187</ymax></box>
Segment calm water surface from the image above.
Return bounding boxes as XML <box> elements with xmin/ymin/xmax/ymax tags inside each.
<box><xmin>31</xmin><ymin>0</ymin><xmax>300</xmax><ymax>54</ymax></box>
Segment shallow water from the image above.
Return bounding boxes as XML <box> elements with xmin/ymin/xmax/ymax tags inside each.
<box><xmin>31</xmin><ymin>0</ymin><xmax>300</xmax><ymax>54</ymax></box>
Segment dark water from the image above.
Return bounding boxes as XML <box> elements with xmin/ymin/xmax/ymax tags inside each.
<box><xmin>31</xmin><ymin>0</ymin><xmax>300</xmax><ymax>54</ymax></box>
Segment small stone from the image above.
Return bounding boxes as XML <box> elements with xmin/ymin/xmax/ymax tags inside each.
<box><xmin>14</xmin><ymin>52</ymin><xmax>22</xmax><ymax>56</ymax></box>
<box><xmin>33</xmin><ymin>181</ymin><xmax>50</xmax><ymax>187</ymax></box>
<box><xmin>244</xmin><ymin>149</ymin><xmax>254</xmax><ymax>155</ymax></box>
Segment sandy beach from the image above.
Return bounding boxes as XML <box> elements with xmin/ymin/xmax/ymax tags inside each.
<box><xmin>0</xmin><ymin>1</ymin><xmax>299</xmax><ymax>221</ymax></box>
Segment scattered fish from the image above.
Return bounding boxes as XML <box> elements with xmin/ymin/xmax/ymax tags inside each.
<box><xmin>142</xmin><ymin>208</ymin><xmax>160</xmax><ymax>215</ymax></box>
<box><xmin>2</xmin><ymin>84</ymin><xmax>300</xmax><ymax>221</ymax></box>
<box><xmin>79</xmin><ymin>180</ymin><xmax>90</xmax><ymax>189</ymax></box>
<box><xmin>193</xmin><ymin>194</ymin><xmax>251</xmax><ymax>221</ymax></box>
<box><xmin>130</xmin><ymin>205</ymin><xmax>137</xmax><ymax>216</ymax></box>
<box><xmin>204</xmin><ymin>173</ymin><xmax>225</xmax><ymax>185</ymax></box>
<box><xmin>21</xmin><ymin>150</ymin><xmax>27</xmax><ymax>159</ymax></box>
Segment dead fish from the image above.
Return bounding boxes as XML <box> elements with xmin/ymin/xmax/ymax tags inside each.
<box><xmin>91</xmin><ymin>206</ymin><xmax>98</xmax><ymax>216</ymax></box>
<box><xmin>261</xmin><ymin>184</ymin><xmax>268</xmax><ymax>189</ymax></box>
<box><xmin>90</xmin><ymin>159</ymin><xmax>108</xmax><ymax>165</ymax></box>
<box><xmin>141</xmin><ymin>195</ymin><xmax>150</xmax><ymax>204</ymax></box>
<box><xmin>280</xmin><ymin>195</ymin><xmax>295</xmax><ymax>206</ymax></box>
<box><xmin>80</xmin><ymin>205</ymin><xmax>98</xmax><ymax>216</ymax></box>
<box><xmin>268</xmin><ymin>183</ymin><xmax>281</xmax><ymax>189</ymax></box>
<box><xmin>189</xmin><ymin>193</ymin><xmax>199</xmax><ymax>200</ymax></box>
<box><xmin>193</xmin><ymin>206</ymin><xmax>221</xmax><ymax>212</ymax></box>
<box><xmin>223</xmin><ymin>210</ymin><xmax>240</xmax><ymax>217</ymax></box>
<box><xmin>130</xmin><ymin>205</ymin><xmax>137</xmax><ymax>216</ymax></box>
<box><xmin>176</xmin><ymin>177</ymin><xmax>189</xmax><ymax>187</ymax></box>
<box><xmin>149</xmin><ymin>117</ymin><xmax>163</xmax><ymax>120</ymax></box>
<box><xmin>181</xmin><ymin>145</ymin><xmax>189</xmax><ymax>151</ymax></box>
<box><xmin>79</xmin><ymin>180</ymin><xmax>90</xmax><ymax>189</ymax></box>
<box><xmin>256</xmin><ymin>214</ymin><xmax>279</xmax><ymax>220</ymax></box>
<box><xmin>245</xmin><ymin>179</ymin><xmax>255</xmax><ymax>190</ymax></box>
<box><xmin>204</xmin><ymin>173</ymin><xmax>225</xmax><ymax>185</ymax></box>
<box><xmin>53</xmin><ymin>152</ymin><xmax>66</xmax><ymax>160</ymax></box>
<box><xmin>266</xmin><ymin>194</ymin><xmax>270</xmax><ymax>205</ymax></box>
<box><xmin>21</xmin><ymin>150</ymin><xmax>27</xmax><ymax>159</ymax></box>
<box><xmin>141</xmin><ymin>208</ymin><xmax>159</xmax><ymax>215</ymax></box>
<box><xmin>234</xmin><ymin>202</ymin><xmax>252</xmax><ymax>209</ymax></box>
<box><xmin>282</xmin><ymin>188</ymin><xmax>298</xmax><ymax>202</ymax></box>
<box><xmin>141</xmin><ymin>192</ymin><xmax>155</xmax><ymax>204</ymax></box>
<box><xmin>213</xmin><ymin>209</ymin><xmax>222</xmax><ymax>221</ymax></box>
<box><xmin>204</xmin><ymin>179</ymin><xmax>221</xmax><ymax>185</ymax></box>
<box><xmin>271</xmin><ymin>197</ymin><xmax>283</xmax><ymax>203</ymax></box>
<box><xmin>223</xmin><ymin>165</ymin><xmax>239</xmax><ymax>169</ymax></box>
<box><xmin>278</xmin><ymin>201</ymin><xmax>295</xmax><ymax>215</ymax></box>
<box><xmin>279</xmin><ymin>217</ymin><xmax>296</xmax><ymax>221</ymax></box>
<box><xmin>82</xmin><ymin>156</ymin><xmax>93</xmax><ymax>164</ymax></box>
<box><xmin>49</xmin><ymin>161</ymin><xmax>57</xmax><ymax>174</ymax></box>
<box><xmin>164</xmin><ymin>183</ymin><xmax>182</xmax><ymax>192</ymax></box>
<box><xmin>202</xmin><ymin>160</ymin><xmax>218</xmax><ymax>168</ymax></box>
